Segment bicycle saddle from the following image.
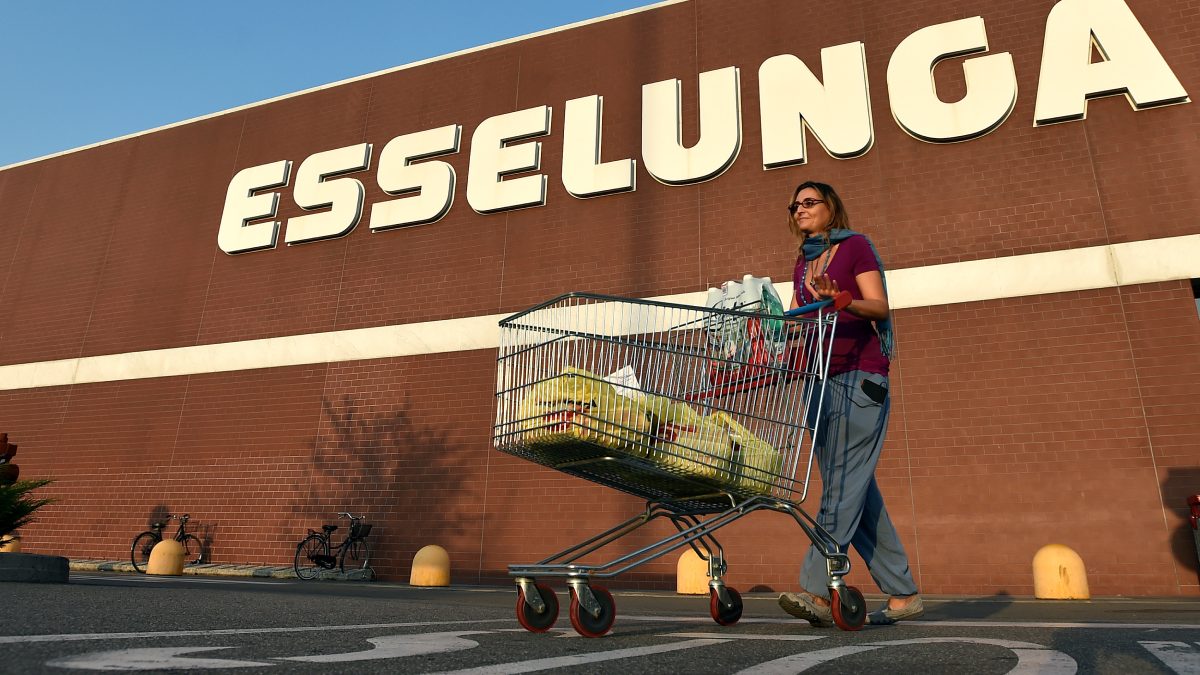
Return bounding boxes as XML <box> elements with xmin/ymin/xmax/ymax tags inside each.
<box><xmin>323</xmin><ymin>524</ymin><xmax>338</xmax><ymax>533</ymax></box>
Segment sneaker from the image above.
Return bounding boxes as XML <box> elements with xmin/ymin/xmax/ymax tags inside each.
<box><xmin>778</xmin><ymin>592</ymin><xmax>833</xmax><ymax>627</ymax></box>
<box><xmin>867</xmin><ymin>595</ymin><xmax>925</xmax><ymax>625</ymax></box>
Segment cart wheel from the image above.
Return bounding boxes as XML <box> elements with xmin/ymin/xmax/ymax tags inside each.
<box><xmin>709</xmin><ymin>586</ymin><xmax>743</xmax><ymax>626</ymax></box>
<box><xmin>831</xmin><ymin>585</ymin><xmax>866</xmax><ymax>631</ymax></box>
<box><xmin>569</xmin><ymin>585</ymin><xmax>616</xmax><ymax>638</ymax></box>
<box><xmin>515</xmin><ymin>583</ymin><xmax>559</xmax><ymax>633</ymax></box>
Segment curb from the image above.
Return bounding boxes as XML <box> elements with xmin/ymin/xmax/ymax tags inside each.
<box><xmin>1</xmin><ymin>552</ymin><xmax>70</xmax><ymax>583</ymax></box>
<box><xmin>71</xmin><ymin>559</ymin><xmax>297</xmax><ymax>579</ymax></box>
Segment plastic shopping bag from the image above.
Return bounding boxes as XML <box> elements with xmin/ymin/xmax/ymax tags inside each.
<box><xmin>517</xmin><ymin>367</ymin><xmax>653</xmax><ymax>453</ymax></box>
<box><xmin>705</xmin><ymin>275</ymin><xmax>789</xmax><ymax>388</ymax></box>
<box><xmin>643</xmin><ymin>395</ymin><xmax>734</xmax><ymax>482</ymax></box>
<box><xmin>710</xmin><ymin>411</ymin><xmax>782</xmax><ymax>495</ymax></box>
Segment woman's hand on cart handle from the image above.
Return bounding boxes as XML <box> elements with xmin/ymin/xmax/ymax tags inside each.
<box><xmin>786</xmin><ymin>290</ymin><xmax>853</xmax><ymax>316</ymax></box>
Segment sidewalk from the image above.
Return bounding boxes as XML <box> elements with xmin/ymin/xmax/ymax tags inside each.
<box><xmin>70</xmin><ymin>559</ymin><xmax>298</xmax><ymax>579</ymax></box>
<box><xmin>70</xmin><ymin>558</ymin><xmax>378</xmax><ymax>580</ymax></box>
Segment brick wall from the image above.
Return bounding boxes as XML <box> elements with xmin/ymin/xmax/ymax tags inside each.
<box><xmin>1</xmin><ymin>0</ymin><xmax>1198</xmax><ymax>596</ymax></box>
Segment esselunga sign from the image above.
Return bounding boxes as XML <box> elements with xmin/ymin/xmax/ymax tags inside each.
<box><xmin>218</xmin><ymin>0</ymin><xmax>1189</xmax><ymax>255</ymax></box>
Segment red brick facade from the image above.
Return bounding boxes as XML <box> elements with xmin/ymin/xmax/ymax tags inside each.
<box><xmin>1</xmin><ymin>0</ymin><xmax>1198</xmax><ymax>596</ymax></box>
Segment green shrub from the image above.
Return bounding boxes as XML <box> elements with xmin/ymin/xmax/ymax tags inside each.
<box><xmin>0</xmin><ymin>479</ymin><xmax>54</xmax><ymax>547</ymax></box>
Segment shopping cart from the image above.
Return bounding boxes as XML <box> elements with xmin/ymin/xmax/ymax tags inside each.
<box><xmin>492</xmin><ymin>289</ymin><xmax>863</xmax><ymax>636</ymax></box>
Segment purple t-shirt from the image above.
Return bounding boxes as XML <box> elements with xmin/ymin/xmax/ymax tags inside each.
<box><xmin>792</xmin><ymin>234</ymin><xmax>890</xmax><ymax>376</ymax></box>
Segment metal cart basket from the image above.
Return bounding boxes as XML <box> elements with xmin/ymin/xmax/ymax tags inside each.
<box><xmin>492</xmin><ymin>290</ymin><xmax>865</xmax><ymax>636</ymax></box>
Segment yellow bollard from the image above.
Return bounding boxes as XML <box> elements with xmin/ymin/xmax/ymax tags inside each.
<box><xmin>409</xmin><ymin>545</ymin><xmax>450</xmax><ymax>586</ymax></box>
<box><xmin>1033</xmin><ymin>544</ymin><xmax>1090</xmax><ymax>599</ymax></box>
<box><xmin>147</xmin><ymin>539</ymin><xmax>185</xmax><ymax>576</ymax></box>
<box><xmin>676</xmin><ymin>548</ymin><xmax>709</xmax><ymax>595</ymax></box>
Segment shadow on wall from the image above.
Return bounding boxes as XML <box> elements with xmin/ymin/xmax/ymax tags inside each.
<box><xmin>291</xmin><ymin>393</ymin><xmax>473</xmax><ymax>579</ymax></box>
<box><xmin>144</xmin><ymin>505</ymin><xmax>171</xmax><ymax>530</ymax></box>
<box><xmin>1163</xmin><ymin>467</ymin><xmax>1200</xmax><ymax>585</ymax></box>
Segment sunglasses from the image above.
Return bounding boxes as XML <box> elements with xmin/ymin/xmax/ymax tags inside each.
<box><xmin>788</xmin><ymin>198</ymin><xmax>825</xmax><ymax>214</ymax></box>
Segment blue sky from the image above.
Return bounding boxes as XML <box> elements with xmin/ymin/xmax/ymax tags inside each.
<box><xmin>0</xmin><ymin>1</ymin><xmax>658</xmax><ymax>169</ymax></box>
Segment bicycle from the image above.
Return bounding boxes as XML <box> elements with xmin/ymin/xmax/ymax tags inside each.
<box><xmin>293</xmin><ymin>512</ymin><xmax>372</xmax><ymax>580</ymax></box>
<box><xmin>130</xmin><ymin>514</ymin><xmax>206</xmax><ymax>573</ymax></box>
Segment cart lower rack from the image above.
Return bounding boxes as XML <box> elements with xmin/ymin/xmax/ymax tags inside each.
<box><xmin>492</xmin><ymin>291</ymin><xmax>865</xmax><ymax>636</ymax></box>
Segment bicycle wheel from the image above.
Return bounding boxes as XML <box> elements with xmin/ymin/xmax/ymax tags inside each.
<box><xmin>130</xmin><ymin>532</ymin><xmax>160</xmax><ymax>573</ymax></box>
<box><xmin>294</xmin><ymin>535</ymin><xmax>326</xmax><ymax>580</ymax></box>
<box><xmin>180</xmin><ymin>534</ymin><xmax>205</xmax><ymax>565</ymax></box>
<box><xmin>341</xmin><ymin>538</ymin><xmax>371</xmax><ymax>572</ymax></box>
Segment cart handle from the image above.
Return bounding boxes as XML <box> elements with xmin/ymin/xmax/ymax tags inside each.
<box><xmin>785</xmin><ymin>290</ymin><xmax>853</xmax><ymax>317</ymax></box>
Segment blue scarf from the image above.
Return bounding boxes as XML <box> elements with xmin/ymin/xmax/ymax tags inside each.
<box><xmin>801</xmin><ymin>228</ymin><xmax>896</xmax><ymax>359</ymax></box>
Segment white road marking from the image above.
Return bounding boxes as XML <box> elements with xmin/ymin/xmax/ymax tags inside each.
<box><xmin>734</xmin><ymin>637</ymin><xmax>1077</xmax><ymax>675</ymax></box>
<box><xmin>496</xmin><ymin>628</ymin><xmax>581</xmax><ymax>638</ymax></box>
<box><xmin>620</xmin><ymin>615</ymin><xmax>1200</xmax><ymax>630</ymax></box>
<box><xmin>666</xmin><ymin>632</ymin><xmax>825</xmax><ymax>641</ymax></box>
<box><xmin>47</xmin><ymin>646</ymin><xmax>273</xmax><ymax>671</ymax></box>
<box><xmin>736</xmin><ymin>645</ymin><xmax>884</xmax><ymax>674</ymax></box>
<box><xmin>1140</xmin><ymin>642</ymin><xmax>1200</xmax><ymax>674</ymax></box>
<box><xmin>72</xmin><ymin>574</ymin><xmax>283</xmax><ymax>586</ymax></box>
<box><xmin>0</xmin><ymin>619</ymin><xmax>509</xmax><ymax>644</ymax></box>
<box><xmin>428</xmin><ymin>638</ymin><xmax>730</xmax><ymax>674</ymax></box>
<box><xmin>277</xmin><ymin>631</ymin><xmax>490</xmax><ymax>663</ymax></box>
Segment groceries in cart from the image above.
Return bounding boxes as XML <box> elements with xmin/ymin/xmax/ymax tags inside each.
<box><xmin>515</xmin><ymin>364</ymin><xmax>783</xmax><ymax>495</ymax></box>
<box><xmin>705</xmin><ymin>275</ymin><xmax>790</xmax><ymax>389</ymax></box>
<box><xmin>516</xmin><ymin>367</ymin><xmax>653</xmax><ymax>451</ymax></box>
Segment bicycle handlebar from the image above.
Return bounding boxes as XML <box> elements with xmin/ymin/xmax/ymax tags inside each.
<box><xmin>337</xmin><ymin>511</ymin><xmax>366</xmax><ymax>520</ymax></box>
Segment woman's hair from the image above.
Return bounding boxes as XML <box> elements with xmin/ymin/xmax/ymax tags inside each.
<box><xmin>787</xmin><ymin>180</ymin><xmax>850</xmax><ymax>242</ymax></box>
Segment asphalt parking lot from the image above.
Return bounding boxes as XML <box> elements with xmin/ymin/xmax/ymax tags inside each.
<box><xmin>3</xmin><ymin>572</ymin><xmax>1199</xmax><ymax>673</ymax></box>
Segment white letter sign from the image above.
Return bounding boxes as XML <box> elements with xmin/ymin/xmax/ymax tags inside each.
<box><xmin>466</xmin><ymin>106</ymin><xmax>551</xmax><ymax>213</ymax></box>
<box><xmin>562</xmin><ymin>95</ymin><xmax>635</xmax><ymax>198</ymax></box>
<box><xmin>1035</xmin><ymin>0</ymin><xmax>1189</xmax><ymax>125</ymax></box>
<box><xmin>370</xmin><ymin>124</ymin><xmax>461</xmax><ymax>231</ymax></box>
<box><xmin>759</xmin><ymin>43</ymin><xmax>874</xmax><ymax>168</ymax></box>
<box><xmin>642</xmin><ymin>66</ymin><xmax>742</xmax><ymax>185</ymax></box>
<box><xmin>217</xmin><ymin>160</ymin><xmax>292</xmax><ymax>255</ymax></box>
<box><xmin>285</xmin><ymin>143</ymin><xmax>373</xmax><ymax>245</ymax></box>
<box><xmin>887</xmin><ymin>17</ymin><xmax>1017</xmax><ymax>143</ymax></box>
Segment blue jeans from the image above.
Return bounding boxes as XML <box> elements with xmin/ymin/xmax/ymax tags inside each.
<box><xmin>800</xmin><ymin>370</ymin><xmax>919</xmax><ymax>599</ymax></box>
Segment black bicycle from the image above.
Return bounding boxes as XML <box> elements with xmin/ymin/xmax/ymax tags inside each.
<box><xmin>294</xmin><ymin>512</ymin><xmax>372</xmax><ymax>580</ymax></box>
<box><xmin>130</xmin><ymin>514</ymin><xmax>206</xmax><ymax>573</ymax></box>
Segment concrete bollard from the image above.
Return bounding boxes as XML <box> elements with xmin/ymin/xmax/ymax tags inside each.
<box><xmin>409</xmin><ymin>545</ymin><xmax>450</xmax><ymax>586</ymax></box>
<box><xmin>147</xmin><ymin>539</ymin><xmax>185</xmax><ymax>576</ymax></box>
<box><xmin>1033</xmin><ymin>544</ymin><xmax>1090</xmax><ymax>599</ymax></box>
<box><xmin>676</xmin><ymin>548</ymin><xmax>709</xmax><ymax>595</ymax></box>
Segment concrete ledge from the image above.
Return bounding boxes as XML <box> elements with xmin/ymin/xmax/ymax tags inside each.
<box><xmin>0</xmin><ymin>552</ymin><xmax>70</xmax><ymax>583</ymax></box>
<box><xmin>70</xmin><ymin>559</ymin><xmax>298</xmax><ymax>579</ymax></box>
<box><xmin>69</xmin><ymin>559</ymin><xmax>376</xmax><ymax>581</ymax></box>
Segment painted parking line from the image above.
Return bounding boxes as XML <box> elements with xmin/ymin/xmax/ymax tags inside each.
<box><xmin>428</xmin><ymin>638</ymin><xmax>731</xmax><ymax>675</ymax></box>
<box><xmin>1141</xmin><ymin>642</ymin><xmax>1200</xmax><ymax>675</ymax></box>
<box><xmin>21</xmin><ymin>628</ymin><xmax>1200</xmax><ymax>674</ymax></box>
<box><xmin>733</xmin><ymin>637</ymin><xmax>1077</xmax><ymax>675</ymax></box>
<box><xmin>0</xmin><ymin>619</ymin><xmax>511</xmax><ymax>644</ymax></box>
<box><xmin>278</xmin><ymin>632</ymin><xmax>493</xmax><ymax>663</ymax></box>
<box><xmin>48</xmin><ymin>647</ymin><xmax>275</xmax><ymax>671</ymax></box>
<box><xmin>623</xmin><ymin>615</ymin><xmax>1200</xmax><ymax>631</ymax></box>
<box><xmin>71</xmin><ymin>574</ymin><xmax>286</xmax><ymax>586</ymax></box>
<box><xmin>6</xmin><ymin>614</ymin><xmax>1199</xmax><ymax>645</ymax></box>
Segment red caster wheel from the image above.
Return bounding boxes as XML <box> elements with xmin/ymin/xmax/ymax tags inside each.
<box><xmin>710</xmin><ymin>586</ymin><xmax>743</xmax><ymax>626</ymax></box>
<box><xmin>831</xmin><ymin>585</ymin><xmax>866</xmax><ymax>631</ymax></box>
<box><xmin>516</xmin><ymin>582</ymin><xmax>559</xmax><ymax>633</ymax></box>
<box><xmin>569</xmin><ymin>585</ymin><xmax>616</xmax><ymax>637</ymax></box>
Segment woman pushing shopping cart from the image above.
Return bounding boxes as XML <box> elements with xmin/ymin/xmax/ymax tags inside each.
<box><xmin>491</xmin><ymin>279</ymin><xmax>869</xmax><ymax>637</ymax></box>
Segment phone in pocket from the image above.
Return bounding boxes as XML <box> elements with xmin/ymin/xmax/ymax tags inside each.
<box><xmin>860</xmin><ymin>378</ymin><xmax>888</xmax><ymax>404</ymax></box>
